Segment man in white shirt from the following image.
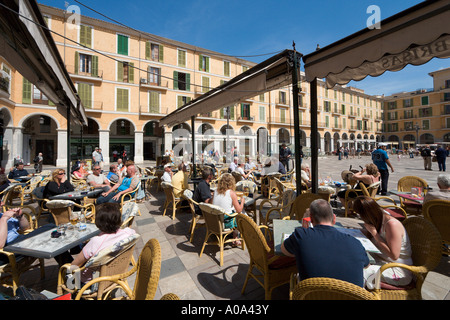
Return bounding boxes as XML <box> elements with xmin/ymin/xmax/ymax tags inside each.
<box><xmin>87</xmin><ymin>165</ymin><xmax>111</xmax><ymax>192</ymax></box>
<box><xmin>229</xmin><ymin>157</ymin><xmax>239</xmax><ymax>172</ymax></box>
<box><xmin>424</xmin><ymin>173</ymin><xmax>450</xmax><ymax>203</ymax></box>
<box><xmin>161</xmin><ymin>164</ymin><xmax>173</xmax><ymax>183</ymax></box>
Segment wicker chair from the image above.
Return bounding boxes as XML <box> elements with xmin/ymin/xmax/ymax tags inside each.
<box><xmin>74</xmin><ymin>239</ymin><xmax>178</xmax><ymax>300</ymax></box>
<box><xmin>20</xmin><ymin>176</ymin><xmax>43</xmax><ymax>205</ymax></box>
<box><xmin>343</xmin><ymin>181</ymin><xmax>380</xmax><ymax>217</ymax></box>
<box><xmin>58</xmin><ymin>233</ymin><xmax>140</xmax><ymax>300</ymax></box>
<box><xmin>236</xmin><ymin>180</ymin><xmax>258</xmax><ymax>223</ymax></box>
<box><xmin>198</xmin><ymin>203</ymin><xmax>244</xmax><ymax>266</ymax></box>
<box><xmin>181</xmin><ymin>190</ymin><xmax>204</xmax><ymax>243</ymax></box>
<box><xmin>283</xmin><ymin>193</ymin><xmax>323</xmax><ymax>221</ymax></box>
<box><xmin>290</xmin><ymin>276</ymin><xmax>377</xmax><ymax>300</ymax></box>
<box><xmin>259</xmin><ymin>189</ymin><xmax>296</xmax><ymax>228</ymax></box>
<box><xmin>236</xmin><ymin>214</ymin><xmax>297</xmax><ymax>300</ymax></box>
<box><xmin>119</xmin><ymin>182</ymin><xmax>141</xmax><ymax>208</ymax></box>
<box><xmin>0</xmin><ymin>209</ymin><xmax>45</xmax><ymax>296</ymax></box>
<box><xmin>397</xmin><ymin>176</ymin><xmax>428</xmax><ymax>215</ymax></box>
<box><xmin>423</xmin><ymin>199</ymin><xmax>450</xmax><ymax>256</ymax></box>
<box><xmin>370</xmin><ymin>217</ymin><xmax>442</xmax><ymax>300</ymax></box>
<box><xmin>161</xmin><ymin>182</ymin><xmax>185</xmax><ymax>220</ymax></box>
<box><xmin>45</xmin><ymin>200</ymin><xmax>95</xmax><ymax>226</ymax></box>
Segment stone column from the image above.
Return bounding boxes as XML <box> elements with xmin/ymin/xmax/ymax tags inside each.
<box><xmin>56</xmin><ymin>129</ymin><xmax>67</xmax><ymax>167</ymax></box>
<box><xmin>134</xmin><ymin>130</ymin><xmax>144</xmax><ymax>164</ymax></box>
<box><xmin>3</xmin><ymin>126</ymin><xmax>15</xmax><ymax>169</ymax></box>
<box><xmin>99</xmin><ymin>129</ymin><xmax>110</xmax><ymax>164</ymax></box>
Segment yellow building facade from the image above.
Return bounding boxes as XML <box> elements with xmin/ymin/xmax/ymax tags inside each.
<box><xmin>382</xmin><ymin>67</ymin><xmax>450</xmax><ymax>150</ymax></box>
<box><xmin>0</xmin><ymin>4</ymin><xmax>383</xmax><ymax>168</ymax></box>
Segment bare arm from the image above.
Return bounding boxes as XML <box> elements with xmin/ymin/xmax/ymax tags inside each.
<box><xmin>230</xmin><ymin>190</ymin><xmax>244</xmax><ymax>213</ymax></box>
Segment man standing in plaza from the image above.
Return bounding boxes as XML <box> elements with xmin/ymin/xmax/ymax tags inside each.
<box><xmin>92</xmin><ymin>147</ymin><xmax>102</xmax><ymax>167</ymax></box>
<box><xmin>372</xmin><ymin>143</ymin><xmax>394</xmax><ymax>195</ymax></box>
<box><xmin>435</xmin><ymin>145</ymin><xmax>447</xmax><ymax>172</ymax></box>
<box><xmin>279</xmin><ymin>144</ymin><xmax>292</xmax><ymax>171</ymax></box>
<box><xmin>421</xmin><ymin>144</ymin><xmax>432</xmax><ymax>171</ymax></box>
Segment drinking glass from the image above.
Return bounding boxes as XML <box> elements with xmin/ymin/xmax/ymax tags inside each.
<box><xmin>69</xmin><ymin>212</ymin><xmax>78</xmax><ymax>230</ymax></box>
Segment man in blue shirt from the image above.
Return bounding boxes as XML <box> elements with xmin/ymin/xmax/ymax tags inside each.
<box><xmin>8</xmin><ymin>162</ymin><xmax>29</xmax><ymax>181</ymax></box>
<box><xmin>281</xmin><ymin>199</ymin><xmax>369</xmax><ymax>287</ymax></box>
<box><xmin>372</xmin><ymin>143</ymin><xmax>394</xmax><ymax>195</ymax></box>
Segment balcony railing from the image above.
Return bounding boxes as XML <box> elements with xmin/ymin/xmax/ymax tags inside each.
<box><xmin>66</xmin><ymin>65</ymin><xmax>103</xmax><ymax>80</ymax></box>
<box><xmin>82</xmin><ymin>100</ymin><xmax>103</xmax><ymax>111</ymax></box>
<box><xmin>140</xmin><ymin>78</ymin><xmax>168</xmax><ymax>90</ymax></box>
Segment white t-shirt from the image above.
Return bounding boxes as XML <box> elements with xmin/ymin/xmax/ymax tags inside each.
<box><xmin>161</xmin><ymin>171</ymin><xmax>172</xmax><ymax>182</ymax></box>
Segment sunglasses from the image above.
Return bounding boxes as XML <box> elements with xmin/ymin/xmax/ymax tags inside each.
<box><xmin>58</xmin><ymin>172</ymin><xmax>65</xmax><ymax>175</ymax></box>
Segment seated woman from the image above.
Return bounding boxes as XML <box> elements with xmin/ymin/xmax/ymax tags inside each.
<box><xmin>337</xmin><ymin>163</ymin><xmax>380</xmax><ymax>206</ymax></box>
<box><xmin>300</xmin><ymin>163</ymin><xmax>311</xmax><ymax>188</ymax></box>
<box><xmin>69</xmin><ymin>203</ymin><xmax>136</xmax><ymax>284</ymax></box>
<box><xmin>43</xmin><ymin>169</ymin><xmax>74</xmax><ymax>199</ymax></box>
<box><xmin>72</xmin><ymin>163</ymin><xmax>87</xmax><ymax>179</ymax></box>
<box><xmin>353</xmin><ymin>196</ymin><xmax>413</xmax><ymax>288</ymax></box>
<box><xmin>212</xmin><ymin>173</ymin><xmax>245</xmax><ymax>245</ymax></box>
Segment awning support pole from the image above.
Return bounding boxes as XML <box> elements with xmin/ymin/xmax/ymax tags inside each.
<box><xmin>310</xmin><ymin>78</ymin><xmax>318</xmax><ymax>194</ymax></box>
<box><xmin>67</xmin><ymin>104</ymin><xmax>71</xmax><ymax>177</ymax></box>
<box><xmin>191</xmin><ymin>116</ymin><xmax>197</xmax><ymax>177</ymax></box>
<box><xmin>290</xmin><ymin>45</ymin><xmax>303</xmax><ymax>193</ymax></box>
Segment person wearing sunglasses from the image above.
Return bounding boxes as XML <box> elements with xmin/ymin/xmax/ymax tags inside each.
<box><xmin>43</xmin><ymin>169</ymin><xmax>74</xmax><ymax>199</ymax></box>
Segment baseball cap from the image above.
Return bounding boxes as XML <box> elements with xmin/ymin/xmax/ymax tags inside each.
<box><xmin>164</xmin><ymin>163</ymin><xmax>171</xmax><ymax>168</ymax></box>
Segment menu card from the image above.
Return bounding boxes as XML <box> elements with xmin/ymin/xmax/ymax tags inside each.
<box><xmin>335</xmin><ymin>228</ymin><xmax>381</xmax><ymax>254</ymax></box>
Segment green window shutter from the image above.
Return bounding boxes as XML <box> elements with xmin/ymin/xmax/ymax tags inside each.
<box><xmin>177</xmin><ymin>96</ymin><xmax>183</xmax><ymax>108</ymax></box>
<box><xmin>220</xmin><ymin>108</ymin><xmax>224</xmax><ymax>119</ymax></box>
<box><xmin>129</xmin><ymin>62</ymin><xmax>134</xmax><ymax>83</ymax></box>
<box><xmin>145</xmin><ymin>42</ymin><xmax>150</xmax><ymax>60</ymax></box>
<box><xmin>91</xmin><ymin>55</ymin><xmax>98</xmax><ymax>77</ymax></box>
<box><xmin>159</xmin><ymin>45</ymin><xmax>164</xmax><ymax>63</ymax></box>
<box><xmin>118</xmin><ymin>34</ymin><xmax>128</xmax><ymax>55</ymax></box>
<box><xmin>22</xmin><ymin>78</ymin><xmax>32</xmax><ymax>104</ymax></box>
<box><xmin>78</xmin><ymin>83</ymin><xmax>92</xmax><ymax>108</ymax></box>
<box><xmin>117</xmin><ymin>88</ymin><xmax>128</xmax><ymax>111</ymax></box>
<box><xmin>202</xmin><ymin>77</ymin><xmax>209</xmax><ymax>93</ymax></box>
<box><xmin>173</xmin><ymin>71</ymin><xmax>179</xmax><ymax>90</ymax></box>
<box><xmin>80</xmin><ymin>25</ymin><xmax>92</xmax><ymax>48</ymax></box>
<box><xmin>230</xmin><ymin>106</ymin><xmax>235</xmax><ymax>119</ymax></box>
<box><xmin>421</xmin><ymin>96</ymin><xmax>429</xmax><ymax>105</ymax></box>
<box><xmin>224</xmin><ymin>61</ymin><xmax>230</xmax><ymax>77</ymax></box>
<box><xmin>74</xmin><ymin>52</ymin><xmax>79</xmax><ymax>74</ymax></box>
<box><xmin>199</xmin><ymin>55</ymin><xmax>203</xmax><ymax>71</ymax></box>
<box><xmin>117</xmin><ymin>62</ymin><xmax>124</xmax><ymax>82</ymax></box>
<box><xmin>149</xmin><ymin>91</ymin><xmax>159</xmax><ymax>113</ymax></box>
<box><xmin>178</xmin><ymin>50</ymin><xmax>185</xmax><ymax>67</ymax></box>
<box><xmin>205</xmin><ymin>57</ymin><xmax>209</xmax><ymax>73</ymax></box>
<box><xmin>80</xmin><ymin>25</ymin><xmax>86</xmax><ymax>47</ymax></box>
<box><xmin>185</xmin><ymin>73</ymin><xmax>190</xmax><ymax>91</ymax></box>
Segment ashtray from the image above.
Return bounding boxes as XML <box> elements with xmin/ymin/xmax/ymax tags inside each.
<box><xmin>81</xmin><ymin>191</ymin><xmax>88</xmax><ymax>195</ymax></box>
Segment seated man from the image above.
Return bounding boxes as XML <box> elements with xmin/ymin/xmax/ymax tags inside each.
<box><xmin>96</xmin><ymin>165</ymin><xmax>140</xmax><ymax>204</ymax></box>
<box><xmin>192</xmin><ymin>167</ymin><xmax>213</xmax><ymax>215</ymax></box>
<box><xmin>161</xmin><ymin>164</ymin><xmax>173</xmax><ymax>183</ymax></box>
<box><xmin>229</xmin><ymin>157</ymin><xmax>239</xmax><ymax>172</ymax></box>
<box><xmin>281</xmin><ymin>199</ymin><xmax>369</xmax><ymax>287</ymax></box>
<box><xmin>171</xmin><ymin>162</ymin><xmax>189</xmax><ymax>197</ymax></box>
<box><xmin>106</xmin><ymin>164</ymin><xmax>119</xmax><ymax>184</ymax></box>
<box><xmin>8</xmin><ymin>162</ymin><xmax>29</xmax><ymax>180</ymax></box>
<box><xmin>86</xmin><ymin>165</ymin><xmax>111</xmax><ymax>192</ymax></box>
<box><xmin>424</xmin><ymin>173</ymin><xmax>450</xmax><ymax>203</ymax></box>
<box><xmin>300</xmin><ymin>163</ymin><xmax>312</xmax><ymax>188</ymax></box>
<box><xmin>236</xmin><ymin>161</ymin><xmax>253</xmax><ymax>180</ymax></box>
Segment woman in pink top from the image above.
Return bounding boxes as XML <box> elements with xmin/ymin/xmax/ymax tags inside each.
<box><xmin>70</xmin><ymin>203</ymin><xmax>136</xmax><ymax>283</ymax></box>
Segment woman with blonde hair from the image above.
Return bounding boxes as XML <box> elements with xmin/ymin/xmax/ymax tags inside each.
<box><xmin>43</xmin><ymin>169</ymin><xmax>74</xmax><ymax>199</ymax></box>
<box><xmin>353</xmin><ymin>196</ymin><xmax>412</xmax><ymax>288</ymax></box>
<box><xmin>212</xmin><ymin>173</ymin><xmax>244</xmax><ymax>244</ymax></box>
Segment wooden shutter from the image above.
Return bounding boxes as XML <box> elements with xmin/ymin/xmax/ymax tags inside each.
<box><xmin>158</xmin><ymin>45</ymin><xmax>164</xmax><ymax>63</ymax></box>
<box><xmin>91</xmin><ymin>55</ymin><xmax>98</xmax><ymax>77</ymax></box>
<box><xmin>22</xmin><ymin>78</ymin><xmax>32</xmax><ymax>104</ymax></box>
<box><xmin>230</xmin><ymin>106</ymin><xmax>235</xmax><ymax>119</ymax></box>
<box><xmin>80</xmin><ymin>25</ymin><xmax>92</xmax><ymax>48</ymax></box>
<box><xmin>117</xmin><ymin>88</ymin><xmax>128</xmax><ymax>111</ymax></box>
<box><xmin>118</xmin><ymin>35</ymin><xmax>128</xmax><ymax>55</ymax></box>
<box><xmin>117</xmin><ymin>62</ymin><xmax>123</xmax><ymax>82</ymax></box>
<box><xmin>149</xmin><ymin>91</ymin><xmax>159</xmax><ymax>113</ymax></box>
<box><xmin>78</xmin><ymin>83</ymin><xmax>92</xmax><ymax>108</ymax></box>
<box><xmin>185</xmin><ymin>73</ymin><xmax>190</xmax><ymax>91</ymax></box>
<box><xmin>177</xmin><ymin>95</ymin><xmax>183</xmax><ymax>108</ymax></box>
<box><xmin>74</xmin><ymin>52</ymin><xmax>79</xmax><ymax>74</ymax></box>
<box><xmin>129</xmin><ymin>62</ymin><xmax>134</xmax><ymax>83</ymax></box>
<box><xmin>145</xmin><ymin>42</ymin><xmax>151</xmax><ymax>60</ymax></box>
<box><xmin>173</xmin><ymin>71</ymin><xmax>178</xmax><ymax>90</ymax></box>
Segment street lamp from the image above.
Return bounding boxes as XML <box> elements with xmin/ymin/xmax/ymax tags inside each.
<box><xmin>414</xmin><ymin>123</ymin><xmax>420</xmax><ymax>148</ymax></box>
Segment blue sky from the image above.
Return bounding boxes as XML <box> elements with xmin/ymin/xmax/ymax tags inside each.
<box><xmin>38</xmin><ymin>0</ymin><xmax>449</xmax><ymax>96</ymax></box>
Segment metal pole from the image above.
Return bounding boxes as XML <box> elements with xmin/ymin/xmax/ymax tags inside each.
<box><xmin>290</xmin><ymin>46</ymin><xmax>303</xmax><ymax>193</ymax></box>
<box><xmin>310</xmin><ymin>78</ymin><xmax>319</xmax><ymax>193</ymax></box>
<box><xmin>226</xmin><ymin>106</ymin><xmax>230</xmax><ymax>164</ymax></box>
<box><xmin>191</xmin><ymin>116</ymin><xmax>197</xmax><ymax>177</ymax></box>
<box><xmin>67</xmin><ymin>105</ymin><xmax>71</xmax><ymax>177</ymax></box>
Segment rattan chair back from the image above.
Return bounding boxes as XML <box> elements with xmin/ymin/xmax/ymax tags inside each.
<box><xmin>291</xmin><ymin>277</ymin><xmax>377</xmax><ymax>300</ymax></box>
<box><xmin>289</xmin><ymin>193</ymin><xmax>322</xmax><ymax>220</ymax></box>
<box><xmin>423</xmin><ymin>199</ymin><xmax>450</xmax><ymax>255</ymax></box>
<box><xmin>133</xmin><ymin>238</ymin><xmax>162</xmax><ymax>300</ymax></box>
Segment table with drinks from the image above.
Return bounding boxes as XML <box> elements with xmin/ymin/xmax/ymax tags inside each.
<box><xmin>4</xmin><ymin>222</ymin><xmax>100</xmax><ymax>259</ymax></box>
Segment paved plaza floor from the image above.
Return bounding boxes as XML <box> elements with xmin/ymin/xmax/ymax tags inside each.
<box><xmin>1</xmin><ymin>154</ymin><xmax>449</xmax><ymax>301</ymax></box>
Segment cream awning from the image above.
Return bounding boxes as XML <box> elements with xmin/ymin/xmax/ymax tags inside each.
<box><xmin>303</xmin><ymin>0</ymin><xmax>450</xmax><ymax>88</ymax></box>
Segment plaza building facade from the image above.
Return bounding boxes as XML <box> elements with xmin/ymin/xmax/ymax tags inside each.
<box><xmin>0</xmin><ymin>4</ymin><xmax>382</xmax><ymax>168</ymax></box>
<box><xmin>382</xmin><ymin>67</ymin><xmax>450</xmax><ymax>150</ymax></box>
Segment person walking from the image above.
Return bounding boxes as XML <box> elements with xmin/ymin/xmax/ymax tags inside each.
<box><xmin>421</xmin><ymin>145</ymin><xmax>432</xmax><ymax>170</ymax></box>
<box><xmin>372</xmin><ymin>143</ymin><xmax>394</xmax><ymax>195</ymax></box>
<box><xmin>33</xmin><ymin>152</ymin><xmax>43</xmax><ymax>173</ymax></box>
<box><xmin>435</xmin><ymin>145</ymin><xmax>447</xmax><ymax>172</ymax></box>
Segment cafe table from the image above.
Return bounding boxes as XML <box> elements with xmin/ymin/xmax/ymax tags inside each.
<box><xmin>4</xmin><ymin>223</ymin><xmax>100</xmax><ymax>259</ymax></box>
<box><xmin>388</xmin><ymin>190</ymin><xmax>424</xmax><ymax>204</ymax></box>
<box><xmin>272</xmin><ymin>219</ymin><xmax>377</xmax><ymax>263</ymax></box>
<box><xmin>49</xmin><ymin>188</ymin><xmax>103</xmax><ymax>201</ymax></box>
